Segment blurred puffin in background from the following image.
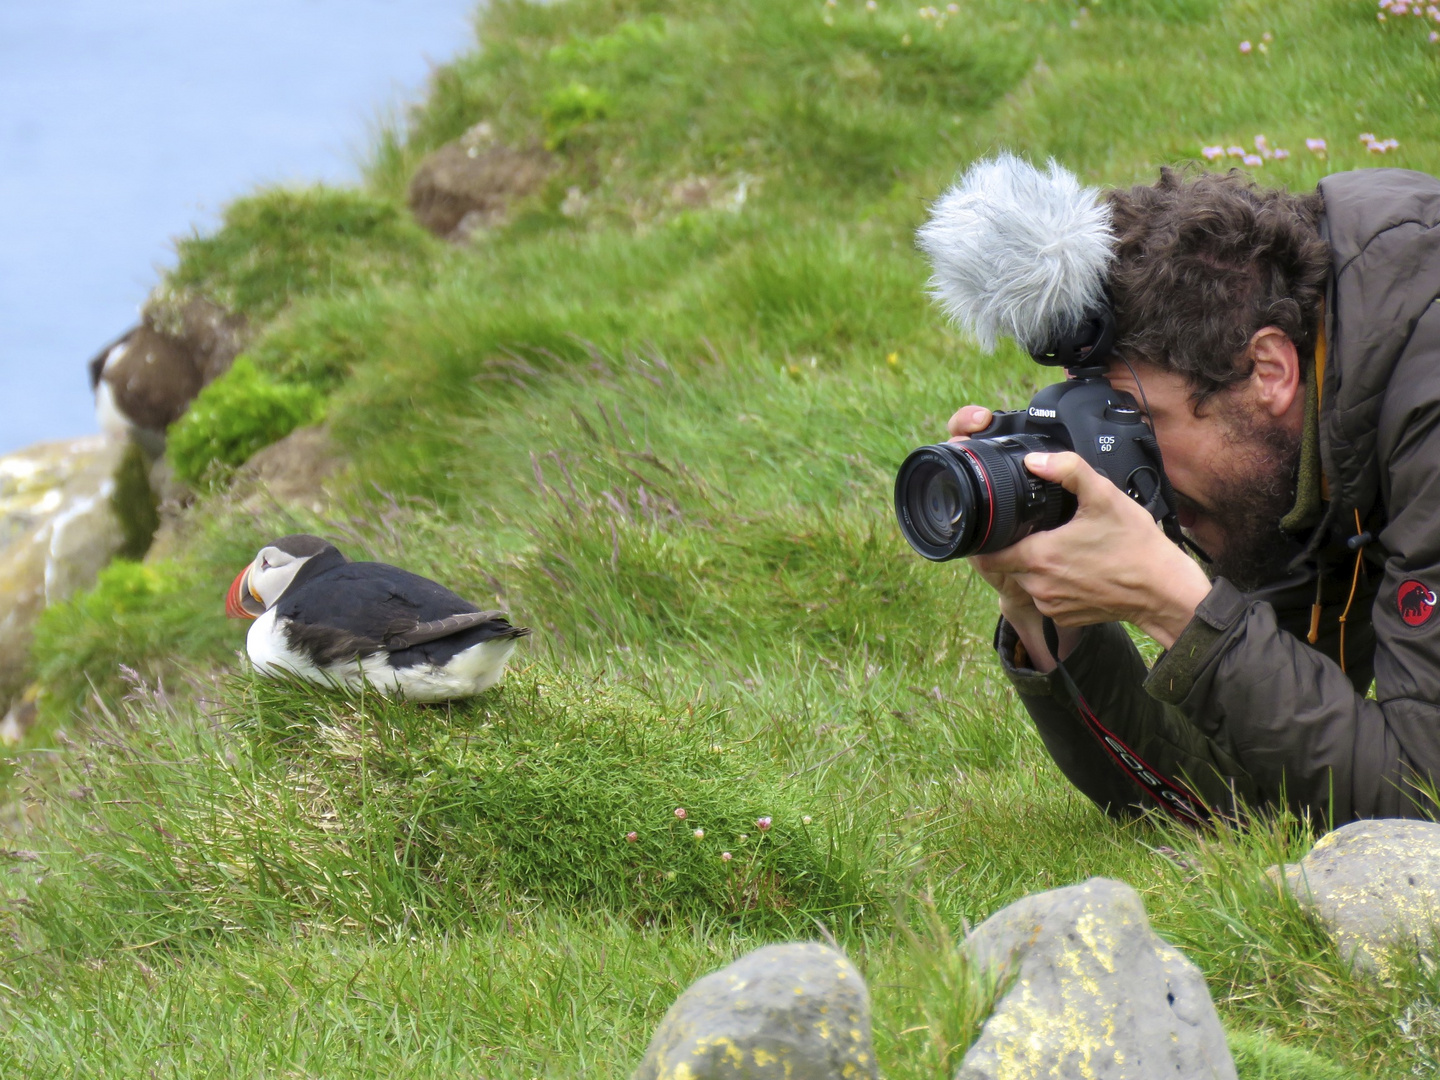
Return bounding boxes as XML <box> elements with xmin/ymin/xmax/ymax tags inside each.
<box><xmin>89</xmin><ymin>324</ymin><xmax>200</xmax><ymax>456</ymax></box>
<box><xmin>226</xmin><ymin>534</ymin><xmax>529</xmax><ymax>700</ymax></box>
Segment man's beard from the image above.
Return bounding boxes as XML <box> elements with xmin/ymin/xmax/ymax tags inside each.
<box><xmin>1189</xmin><ymin>404</ymin><xmax>1304</xmax><ymax>593</ymax></box>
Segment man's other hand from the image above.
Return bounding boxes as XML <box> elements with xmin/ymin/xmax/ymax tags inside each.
<box><xmin>974</xmin><ymin>451</ymin><xmax>1213</xmax><ymax>652</ymax></box>
<box><xmin>947</xmin><ymin>405</ymin><xmax>993</xmax><ymax>441</ymax></box>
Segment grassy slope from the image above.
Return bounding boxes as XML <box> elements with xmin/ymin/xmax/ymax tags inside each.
<box><xmin>4</xmin><ymin>0</ymin><xmax>1440</xmax><ymax>1075</ymax></box>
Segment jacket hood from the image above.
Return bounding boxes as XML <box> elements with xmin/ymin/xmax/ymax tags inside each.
<box><xmin>1317</xmin><ymin>168</ymin><xmax>1440</xmax><ymax>521</ymax></box>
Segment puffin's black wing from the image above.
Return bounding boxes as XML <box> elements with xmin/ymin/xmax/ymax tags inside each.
<box><xmin>276</xmin><ymin>562</ymin><xmax>502</xmax><ymax>666</ymax></box>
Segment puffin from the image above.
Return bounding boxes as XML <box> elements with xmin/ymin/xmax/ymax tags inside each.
<box><xmin>89</xmin><ymin>324</ymin><xmax>203</xmax><ymax>456</ymax></box>
<box><xmin>225</xmin><ymin>534</ymin><xmax>530</xmax><ymax>700</ymax></box>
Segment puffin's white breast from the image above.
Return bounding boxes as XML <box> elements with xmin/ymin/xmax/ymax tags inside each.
<box><xmin>247</xmin><ymin>610</ymin><xmax>519</xmax><ymax>701</ymax></box>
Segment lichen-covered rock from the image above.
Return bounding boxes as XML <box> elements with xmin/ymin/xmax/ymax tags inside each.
<box><xmin>957</xmin><ymin>877</ymin><xmax>1235</xmax><ymax>1080</ymax></box>
<box><xmin>0</xmin><ymin>436</ymin><xmax>128</xmax><ymax>706</ymax></box>
<box><xmin>1280</xmin><ymin>818</ymin><xmax>1440</xmax><ymax>974</ymax></box>
<box><xmin>632</xmin><ymin>942</ymin><xmax>877</xmax><ymax>1080</ymax></box>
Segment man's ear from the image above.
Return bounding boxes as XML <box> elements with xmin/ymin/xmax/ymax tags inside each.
<box><xmin>1247</xmin><ymin>326</ymin><xmax>1302</xmax><ymax>418</ymax></box>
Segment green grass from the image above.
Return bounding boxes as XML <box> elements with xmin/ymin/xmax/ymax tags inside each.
<box><xmin>6</xmin><ymin>0</ymin><xmax>1440</xmax><ymax>1074</ymax></box>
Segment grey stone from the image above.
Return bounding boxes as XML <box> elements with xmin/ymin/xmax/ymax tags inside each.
<box><xmin>1280</xmin><ymin>818</ymin><xmax>1440</xmax><ymax>974</ymax></box>
<box><xmin>957</xmin><ymin>877</ymin><xmax>1236</xmax><ymax>1080</ymax></box>
<box><xmin>633</xmin><ymin>942</ymin><xmax>877</xmax><ymax>1080</ymax></box>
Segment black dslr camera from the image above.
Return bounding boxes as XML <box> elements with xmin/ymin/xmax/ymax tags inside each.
<box><xmin>894</xmin><ymin>307</ymin><xmax>1182</xmax><ymax>561</ymax></box>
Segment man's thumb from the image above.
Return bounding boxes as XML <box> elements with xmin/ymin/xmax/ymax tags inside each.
<box><xmin>1023</xmin><ymin>451</ymin><xmax>1105</xmax><ymax>498</ymax></box>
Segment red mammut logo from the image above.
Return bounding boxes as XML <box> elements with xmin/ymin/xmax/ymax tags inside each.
<box><xmin>1398</xmin><ymin>580</ymin><xmax>1437</xmax><ymax>627</ymax></box>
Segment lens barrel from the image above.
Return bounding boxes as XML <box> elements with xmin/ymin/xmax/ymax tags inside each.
<box><xmin>893</xmin><ymin>435</ymin><xmax>1073</xmax><ymax>561</ymax></box>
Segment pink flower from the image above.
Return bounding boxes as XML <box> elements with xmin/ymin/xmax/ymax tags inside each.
<box><xmin>674</xmin><ymin>807</ymin><xmax>687</xmax><ymax>820</ymax></box>
<box><xmin>1431</xmin><ymin>29</ymin><xmax>1439</xmax><ymax>40</ymax></box>
<box><xmin>756</xmin><ymin>816</ymin><xmax>773</xmax><ymax>831</ymax></box>
<box><xmin>1226</xmin><ymin>145</ymin><xmax>1245</xmax><ymax>157</ymax></box>
<box><xmin>1201</xmin><ymin>145</ymin><xmax>1226</xmax><ymax>161</ymax></box>
<box><xmin>721</xmin><ymin>851</ymin><xmax>733</xmax><ymax>861</ymax></box>
<box><xmin>1262</xmin><ymin>31</ymin><xmax>1274</xmax><ymax>41</ymax></box>
<box><xmin>1273</xmin><ymin>148</ymin><xmax>1291</xmax><ymax>160</ymax></box>
<box><xmin>1359</xmin><ymin>132</ymin><xmax>1377</xmax><ymax>143</ymax></box>
<box><xmin>626</xmin><ymin>831</ymin><xmax>638</xmax><ymax>843</ymax></box>
<box><xmin>1242</xmin><ymin>154</ymin><xmax>1264</xmax><ymax>167</ymax></box>
<box><xmin>1239</xmin><ymin>40</ymin><xmax>1253</xmax><ymax>52</ymax></box>
<box><xmin>1306</xmin><ymin>137</ymin><xmax>1328</xmax><ymax>154</ymax></box>
<box><xmin>693</xmin><ymin>828</ymin><xmax>705</xmax><ymax>839</ymax></box>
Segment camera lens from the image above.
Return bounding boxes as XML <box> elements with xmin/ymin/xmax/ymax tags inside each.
<box><xmin>894</xmin><ymin>446</ymin><xmax>982</xmax><ymax>560</ymax></box>
<box><xmin>900</xmin><ymin>453</ymin><xmax>976</xmax><ymax>554</ymax></box>
<box><xmin>894</xmin><ymin>436</ymin><xmax>1074</xmax><ymax>561</ymax></box>
<box><xmin>921</xmin><ymin>468</ymin><xmax>964</xmax><ymax>539</ymax></box>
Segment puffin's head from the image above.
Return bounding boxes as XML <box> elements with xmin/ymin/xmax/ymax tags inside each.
<box><xmin>226</xmin><ymin>535</ymin><xmax>344</xmax><ymax>619</ymax></box>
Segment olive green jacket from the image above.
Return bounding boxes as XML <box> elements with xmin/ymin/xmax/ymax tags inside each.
<box><xmin>1000</xmin><ymin>168</ymin><xmax>1440</xmax><ymax>825</ymax></box>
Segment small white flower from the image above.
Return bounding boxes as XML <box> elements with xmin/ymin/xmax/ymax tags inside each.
<box><xmin>721</xmin><ymin>851</ymin><xmax>733</xmax><ymax>861</ymax></box>
<box><xmin>693</xmin><ymin>828</ymin><xmax>705</xmax><ymax>839</ymax></box>
<box><xmin>802</xmin><ymin>815</ymin><xmax>813</xmax><ymax>825</ymax></box>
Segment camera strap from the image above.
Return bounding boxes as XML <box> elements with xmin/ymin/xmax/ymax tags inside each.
<box><xmin>1041</xmin><ymin>617</ymin><xmax>1212</xmax><ymax>826</ymax></box>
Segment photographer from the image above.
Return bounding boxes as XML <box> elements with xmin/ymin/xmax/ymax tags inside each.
<box><xmin>914</xmin><ymin>158</ymin><xmax>1440</xmax><ymax>825</ymax></box>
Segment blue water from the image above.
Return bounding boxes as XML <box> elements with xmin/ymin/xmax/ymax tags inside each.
<box><xmin>0</xmin><ymin>0</ymin><xmax>479</xmax><ymax>455</ymax></box>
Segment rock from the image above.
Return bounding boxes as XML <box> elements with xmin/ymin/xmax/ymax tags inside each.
<box><xmin>957</xmin><ymin>877</ymin><xmax>1235</xmax><ymax>1080</ymax></box>
<box><xmin>0</xmin><ymin>436</ymin><xmax>129</xmax><ymax>703</ymax></box>
<box><xmin>632</xmin><ymin>941</ymin><xmax>878</xmax><ymax>1080</ymax></box>
<box><xmin>407</xmin><ymin>123</ymin><xmax>555</xmax><ymax>239</ymax></box>
<box><xmin>1279</xmin><ymin>818</ymin><xmax>1440</xmax><ymax>974</ymax></box>
<box><xmin>233</xmin><ymin>424</ymin><xmax>341</xmax><ymax>512</ymax></box>
<box><xmin>147</xmin><ymin>425</ymin><xmax>342</xmax><ymax>562</ymax></box>
<box><xmin>0</xmin><ymin>684</ymin><xmax>40</xmax><ymax>746</ymax></box>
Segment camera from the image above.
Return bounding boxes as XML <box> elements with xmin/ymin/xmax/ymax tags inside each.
<box><xmin>894</xmin><ymin>307</ymin><xmax>1180</xmax><ymax>561</ymax></box>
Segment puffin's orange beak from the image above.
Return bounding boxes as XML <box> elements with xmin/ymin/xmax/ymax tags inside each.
<box><xmin>225</xmin><ymin>566</ymin><xmax>263</xmax><ymax>619</ymax></box>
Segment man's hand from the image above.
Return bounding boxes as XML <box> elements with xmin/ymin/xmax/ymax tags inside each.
<box><xmin>948</xmin><ymin>406</ymin><xmax>1078</xmax><ymax>670</ymax></box>
<box><xmin>947</xmin><ymin>406</ymin><xmax>1212</xmax><ymax>670</ymax></box>
<box><xmin>973</xmin><ymin>451</ymin><xmax>1213</xmax><ymax>650</ymax></box>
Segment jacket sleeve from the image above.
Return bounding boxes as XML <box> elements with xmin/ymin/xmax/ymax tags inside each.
<box><xmin>997</xmin><ymin>618</ymin><xmax>1255</xmax><ymax>820</ymax></box>
<box><xmin>1147</xmin><ymin>329</ymin><xmax>1440</xmax><ymax>821</ymax></box>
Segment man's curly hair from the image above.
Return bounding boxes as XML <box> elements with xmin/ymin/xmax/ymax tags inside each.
<box><xmin>1104</xmin><ymin>167</ymin><xmax>1330</xmax><ymax>409</ymax></box>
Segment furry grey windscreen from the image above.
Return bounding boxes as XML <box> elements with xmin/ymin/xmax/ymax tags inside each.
<box><xmin>916</xmin><ymin>153</ymin><xmax>1115</xmax><ymax>353</ymax></box>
